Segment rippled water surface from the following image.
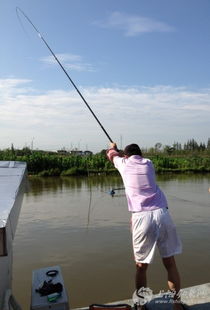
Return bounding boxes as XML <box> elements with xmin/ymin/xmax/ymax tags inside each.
<box><xmin>12</xmin><ymin>174</ymin><xmax>210</xmax><ymax>309</ymax></box>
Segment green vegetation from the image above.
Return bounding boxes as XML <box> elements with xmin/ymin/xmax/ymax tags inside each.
<box><xmin>151</xmin><ymin>155</ymin><xmax>210</xmax><ymax>173</ymax></box>
<box><xmin>0</xmin><ymin>148</ymin><xmax>115</xmax><ymax>176</ymax></box>
<box><xmin>0</xmin><ymin>138</ymin><xmax>210</xmax><ymax>176</ymax></box>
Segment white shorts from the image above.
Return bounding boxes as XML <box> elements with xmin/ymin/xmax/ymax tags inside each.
<box><xmin>131</xmin><ymin>208</ymin><xmax>182</xmax><ymax>264</ymax></box>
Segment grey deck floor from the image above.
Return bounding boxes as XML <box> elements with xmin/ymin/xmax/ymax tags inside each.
<box><xmin>74</xmin><ymin>283</ymin><xmax>210</xmax><ymax>310</ymax></box>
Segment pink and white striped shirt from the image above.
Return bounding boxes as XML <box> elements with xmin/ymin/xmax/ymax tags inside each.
<box><xmin>107</xmin><ymin>148</ymin><xmax>168</xmax><ymax>212</ymax></box>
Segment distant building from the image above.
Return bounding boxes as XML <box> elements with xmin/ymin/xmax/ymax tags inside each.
<box><xmin>69</xmin><ymin>150</ymin><xmax>93</xmax><ymax>156</ymax></box>
<box><xmin>83</xmin><ymin>150</ymin><xmax>93</xmax><ymax>156</ymax></box>
<box><xmin>57</xmin><ymin>150</ymin><xmax>68</xmax><ymax>155</ymax></box>
<box><xmin>69</xmin><ymin>150</ymin><xmax>83</xmax><ymax>156</ymax></box>
<box><xmin>57</xmin><ymin>149</ymin><xmax>93</xmax><ymax>156</ymax></box>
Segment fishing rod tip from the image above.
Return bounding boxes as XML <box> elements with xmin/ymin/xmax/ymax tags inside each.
<box><xmin>16</xmin><ymin>7</ymin><xmax>25</xmax><ymax>19</ymax></box>
<box><xmin>16</xmin><ymin>6</ymin><xmax>21</xmax><ymax>13</ymax></box>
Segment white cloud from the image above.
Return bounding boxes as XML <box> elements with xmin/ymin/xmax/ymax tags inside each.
<box><xmin>0</xmin><ymin>79</ymin><xmax>209</xmax><ymax>151</ymax></box>
<box><xmin>40</xmin><ymin>53</ymin><xmax>96</xmax><ymax>72</ymax></box>
<box><xmin>0</xmin><ymin>78</ymin><xmax>32</xmax><ymax>94</ymax></box>
<box><xmin>41</xmin><ymin>54</ymin><xmax>82</xmax><ymax>64</ymax></box>
<box><xmin>182</xmin><ymin>104</ymin><xmax>210</xmax><ymax>112</ymax></box>
<box><xmin>95</xmin><ymin>12</ymin><xmax>175</xmax><ymax>36</ymax></box>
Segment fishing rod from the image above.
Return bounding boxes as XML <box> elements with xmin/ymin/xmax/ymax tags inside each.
<box><xmin>16</xmin><ymin>7</ymin><xmax>114</xmax><ymax>143</ymax></box>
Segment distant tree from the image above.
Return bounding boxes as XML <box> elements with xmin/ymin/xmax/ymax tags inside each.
<box><xmin>155</xmin><ymin>142</ymin><xmax>162</xmax><ymax>152</ymax></box>
<box><xmin>21</xmin><ymin>146</ymin><xmax>32</xmax><ymax>155</ymax></box>
<box><xmin>184</xmin><ymin>139</ymin><xmax>199</xmax><ymax>151</ymax></box>
<box><xmin>207</xmin><ymin>138</ymin><xmax>210</xmax><ymax>150</ymax></box>
<box><xmin>11</xmin><ymin>143</ymin><xmax>15</xmax><ymax>155</ymax></box>
<box><xmin>199</xmin><ymin>142</ymin><xmax>206</xmax><ymax>151</ymax></box>
<box><xmin>173</xmin><ymin>142</ymin><xmax>182</xmax><ymax>151</ymax></box>
<box><xmin>164</xmin><ymin>145</ymin><xmax>175</xmax><ymax>155</ymax></box>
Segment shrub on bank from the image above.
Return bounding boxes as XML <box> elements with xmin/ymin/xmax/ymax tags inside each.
<box><xmin>61</xmin><ymin>167</ymin><xmax>87</xmax><ymax>176</ymax></box>
<box><xmin>38</xmin><ymin>168</ymin><xmax>61</xmax><ymax>177</ymax></box>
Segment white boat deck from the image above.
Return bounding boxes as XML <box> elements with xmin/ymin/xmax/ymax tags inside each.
<box><xmin>0</xmin><ymin>161</ymin><xmax>27</xmax><ymax>309</ymax></box>
<box><xmin>0</xmin><ymin>161</ymin><xmax>27</xmax><ymax>229</ymax></box>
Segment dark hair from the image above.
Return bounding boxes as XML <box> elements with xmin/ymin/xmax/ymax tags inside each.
<box><xmin>124</xmin><ymin>144</ymin><xmax>142</xmax><ymax>157</ymax></box>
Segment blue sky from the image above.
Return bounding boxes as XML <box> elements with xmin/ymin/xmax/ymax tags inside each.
<box><xmin>0</xmin><ymin>0</ymin><xmax>210</xmax><ymax>152</ymax></box>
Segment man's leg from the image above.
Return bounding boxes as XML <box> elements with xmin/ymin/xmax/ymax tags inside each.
<box><xmin>135</xmin><ymin>263</ymin><xmax>149</xmax><ymax>310</ymax></box>
<box><xmin>135</xmin><ymin>262</ymin><xmax>149</xmax><ymax>290</ymax></box>
<box><xmin>162</xmin><ymin>256</ymin><xmax>183</xmax><ymax>309</ymax></box>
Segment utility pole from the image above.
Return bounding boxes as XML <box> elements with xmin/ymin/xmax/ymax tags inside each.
<box><xmin>31</xmin><ymin>137</ymin><xmax>34</xmax><ymax>151</ymax></box>
<box><xmin>120</xmin><ymin>135</ymin><xmax>123</xmax><ymax>150</ymax></box>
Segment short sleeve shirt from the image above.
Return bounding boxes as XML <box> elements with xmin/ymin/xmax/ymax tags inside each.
<box><xmin>113</xmin><ymin>155</ymin><xmax>168</xmax><ymax>212</ymax></box>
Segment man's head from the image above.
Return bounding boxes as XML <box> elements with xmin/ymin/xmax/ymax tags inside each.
<box><xmin>124</xmin><ymin>144</ymin><xmax>142</xmax><ymax>157</ymax></box>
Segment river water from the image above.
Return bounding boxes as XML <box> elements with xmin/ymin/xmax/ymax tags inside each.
<box><xmin>12</xmin><ymin>174</ymin><xmax>210</xmax><ymax>309</ymax></box>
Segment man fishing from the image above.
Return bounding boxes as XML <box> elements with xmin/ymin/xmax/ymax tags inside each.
<box><xmin>17</xmin><ymin>9</ymin><xmax>183</xmax><ymax>308</ymax></box>
<box><xmin>107</xmin><ymin>143</ymin><xmax>184</xmax><ymax>310</ymax></box>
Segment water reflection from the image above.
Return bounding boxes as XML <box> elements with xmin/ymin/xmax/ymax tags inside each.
<box><xmin>27</xmin><ymin>173</ymin><xmax>210</xmax><ymax>196</ymax></box>
<box><xmin>27</xmin><ymin>175</ymin><xmax>124</xmax><ymax>196</ymax></box>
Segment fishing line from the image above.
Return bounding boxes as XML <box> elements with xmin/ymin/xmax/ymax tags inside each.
<box><xmin>16</xmin><ymin>7</ymin><xmax>31</xmax><ymax>39</ymax></box>
<box><xmin>86</xmin><ymin>163</ymin><xmax>93</xmax><ymax>231</ymax></box>
<box><xmin>167</xmin><ymin>193</ymin><xmax>210</xmax><ymax>208</ymax></box>
<box><xmin>86</xmin><ymin>187</ymin><xmax>109</xmax><ymax>230</ymax></box>
<box><xmin>86</xmin><ymin>186</ymin><xmax>92</xmax><ymax>232</ymax></box>
<box><xmin>16</xmin><ymin>7</ymin><xmax>114</xmax><ymax>143</ymax></box>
